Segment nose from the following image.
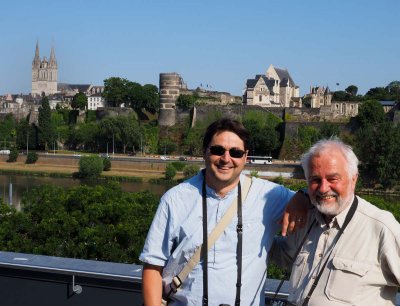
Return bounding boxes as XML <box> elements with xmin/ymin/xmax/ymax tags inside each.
<box><xmin>220</xmin><ymin>149</ymin><xmax>231</xmax><ymax>161</ymax></box>
<box><xmin>318</xmin><ymin>178</ymin><xmax>330</xmax><ymax>193</ymax></box>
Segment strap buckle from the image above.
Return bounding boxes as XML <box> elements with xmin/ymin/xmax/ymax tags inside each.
<box><xmin>236</xmin><ymin>224</ymin><xmax>243</xmax><ymax>233</ymax></box>
<box><xmin>170</xmin><ymin>275</ymin><xmax>182</xmax><ymax>293</ymax></box>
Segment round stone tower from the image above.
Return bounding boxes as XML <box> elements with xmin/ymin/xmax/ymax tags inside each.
<box><xmin>158</xmin><ymin>73</ymin><xmax>181</xmax><ymax>126</ymax></box>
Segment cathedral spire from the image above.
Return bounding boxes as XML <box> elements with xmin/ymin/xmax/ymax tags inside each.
<box><xmin>49</xmin><ymin>45</ymin><xmax>57</xmax><ymax>67</ymax></box>
<box><xmin>32</xmin><ymin>41</ymin><xmax>40</xmax><ymax>68</ymax></box>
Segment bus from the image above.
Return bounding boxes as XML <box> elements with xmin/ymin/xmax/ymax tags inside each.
<box><xmin>246</xmin><ymin>156</ymin><xmax>273</xmax><ymax>165</ymax></box>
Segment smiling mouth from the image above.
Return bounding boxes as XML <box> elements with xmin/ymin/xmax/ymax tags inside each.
<box><xmin>319</xmin><ymin>195</ymin><xmax>336</xmax><ymax>199</ymax></box>
<box><xmin>216</xmin><ymin>164</ymin><xmax>233</xmax><ymax>171</ymax></box>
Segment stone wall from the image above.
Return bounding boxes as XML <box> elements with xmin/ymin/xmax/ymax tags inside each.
<box><xmin>96</xmin><ymin>107</ymin><xmax>134</xmax><ymax>120</ymax></box>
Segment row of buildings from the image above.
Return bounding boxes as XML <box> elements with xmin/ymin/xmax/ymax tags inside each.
<box><xmin>0</xmin><ymin>42</ymin><xmax>397</xmax><ymax>124</ymax></box>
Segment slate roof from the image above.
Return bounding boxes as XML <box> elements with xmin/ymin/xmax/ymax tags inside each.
<box><xmin>274</xmin><ymin>67</ymin><xmax>296</xmax><ymax>87</ymax></box>
<box><xmin>379</xmin><ymin>100</ymin><xmax>396</xmax><ymax>107</ymax></box>
<box><xmin>58</xmin><ymin>83</ymin><xmax>91</xmax><ymax>93</ymax></box>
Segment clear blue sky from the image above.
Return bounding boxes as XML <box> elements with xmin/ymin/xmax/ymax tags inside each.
<box><xmin>1</xmin><ymin>0</ymin><xmax>399</xmax><ymax>96</ymax></box>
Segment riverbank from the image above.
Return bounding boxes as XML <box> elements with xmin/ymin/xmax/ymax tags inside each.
<box><xmin>0</xmin><ymin>156</ymin><xmax>167</xmax><ymax>181</ymax></box>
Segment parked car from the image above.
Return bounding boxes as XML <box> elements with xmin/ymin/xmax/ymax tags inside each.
<box><xmin>160</xmin><ymin>156</ymin><xmax>170</xmax><ymax>160</ymax></box>
<box><xmin>179</xmin><ymin>156</ymin><xmax>187</xmax><ymax>161</ymax></box>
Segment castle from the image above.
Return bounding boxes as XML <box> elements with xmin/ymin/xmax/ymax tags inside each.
<box><xmin>31</xmin><ymin>41</ymin><xmax>58</xmax><ymax>97</ymax></box>
<box><xmin>243</xmin><ymin>64</ymin><xmax>301</xmax><ymax>107</ymax></box>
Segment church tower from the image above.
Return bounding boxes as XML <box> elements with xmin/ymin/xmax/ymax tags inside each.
<box><xmin>31</xmin><ymin>41</ymin><xmax>58</xmax><ymax>97</ymax></box>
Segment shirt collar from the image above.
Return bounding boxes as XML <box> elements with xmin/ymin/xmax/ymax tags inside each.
<box><xmin>315</xmin><ymin>195</ymin><xmax>355</xmax><ymax>229</ymax></box>
<box><xmin>204</xmin><ymin>173</ymin><xmax>243</xmax><ymax>200</ymax></box>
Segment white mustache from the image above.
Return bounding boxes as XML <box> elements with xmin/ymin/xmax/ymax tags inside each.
<box><xmin>316</xmin><ymin>191</ymin><xmax>338</xmax><ymax>198</ymax></box>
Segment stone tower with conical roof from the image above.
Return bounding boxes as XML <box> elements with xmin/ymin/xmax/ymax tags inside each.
<box><xmin>31</xmin><ymin>41</ymin><xmax>58</xmax><ymax>97</ymax></box>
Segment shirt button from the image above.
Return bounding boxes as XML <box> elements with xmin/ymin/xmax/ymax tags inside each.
<box><xmin>318</xmin><ymin>253</ymin><xmax>322</xmax><ymax>257</ymax></box>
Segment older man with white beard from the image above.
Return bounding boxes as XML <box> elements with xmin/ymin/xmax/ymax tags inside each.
<box><xmin>270</xmin><ymin>138</ymin><xmax>400</xmax><ymax>306</ymax></box>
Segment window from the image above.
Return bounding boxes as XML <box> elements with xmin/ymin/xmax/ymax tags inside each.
<box><xmin>259</xmin><ymin>95</ymin><xmax>262</xmax><ymax>102</ymax></box>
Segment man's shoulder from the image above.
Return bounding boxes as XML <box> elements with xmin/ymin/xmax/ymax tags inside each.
<box><xmin>162</xmin><ymin>172</ymin><xmax>202</xmax><ymax>200</ymax></box>
<box><xmin>356</xmin><ymin>196</ymin><xmax>400</xmax><ymax>232</ymax></box>
<box><xmin>248</xmin><ymin>175</ymin><xmax>280</xmax><ymax>188</ymax></box>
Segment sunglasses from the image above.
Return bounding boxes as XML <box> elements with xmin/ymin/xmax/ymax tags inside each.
<box><xmin>209</xmin><ymin>145</ymin><xmax>246</xmax><ymax>158</ymax></box>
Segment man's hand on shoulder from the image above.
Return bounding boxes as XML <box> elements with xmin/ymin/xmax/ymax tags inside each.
<box><xmin>280</xmin><ymin>190</ymin><xmax>311</xmax><ymax>236</ymax></box>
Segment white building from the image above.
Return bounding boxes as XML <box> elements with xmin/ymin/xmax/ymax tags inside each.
<box><xmin>87</xmin><ymin>94</ymin><xmax>105</xmax><ymax>110</ymax></box>
<box><xmin>243</xmin><ymin>64</ymin><xmax>300</xmax><ymax>107</ymax></box>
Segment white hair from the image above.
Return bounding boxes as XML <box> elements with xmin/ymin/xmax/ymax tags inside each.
<box><xmin>301</xmin><ymin>138</ymin><xmax>359</xmax><ymax>180</ymax></box>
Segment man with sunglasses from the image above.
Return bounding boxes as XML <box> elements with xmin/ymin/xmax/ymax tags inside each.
<box><xmin>140</xmin><ymin>118</ymin><xmax>308</xmax><ymax>306</ymax></box>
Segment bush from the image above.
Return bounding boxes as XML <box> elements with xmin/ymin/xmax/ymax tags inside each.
<box><xmin>26</xmin><ymin>152</ymin><xmax>39</xmax><ymax>164</ymax></box>
<box><xmin>183</xmin><ymin>164</ymin><xmax>200</xmax><ymax>179</ymax></box>
<box><xmin>79</xmin><ymin>156</ymin><xmax>103</xmax><ymax>178</ymax></box>
<box><xmin>7</xmin><ymin>148</ymin><xmax>18</xmax><ymax>162</ymax></box>
<box><xmin>171</xmin><ymin>161</ymin><xmax>186</xmax><ymax>171</ymax></box>
<box><xmin>103</xmin><ymin>157</ymin><xmax>111</xmax><ymax>171</ymax></box>
<box><xmin>165</xmin><ymin>163</ymin><xmax>177</xmax><ymax>180</ymax></box>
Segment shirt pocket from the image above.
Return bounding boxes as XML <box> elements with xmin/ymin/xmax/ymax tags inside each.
<box><xmin>226</xmin><ymin>216</ymin><xmax>263</xmax><ymax>256</ymax></box>
<box><xmin>289</xmin><ymin>252</ymin><xmax>309</xmax><ymax>290</ymax></box>
<box><xmin>325</xmin><ymin>256</ymin><xmax>371</xmax><ymax>303</ymax></box>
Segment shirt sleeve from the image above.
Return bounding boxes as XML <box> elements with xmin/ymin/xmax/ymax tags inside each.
<box><xmin>268</xmin><ymin>183</ymin><xmax>295</xmax><ymax>225</ymax></box>
<box><xmin>139</xmin><ymin>195</ymin><xmax>173</xmax><ymax>267</ymax></box>
<box><xmin>380</xmin><ymin>215</ymin><xmax>400</xmax><ymax>287</ymax></box>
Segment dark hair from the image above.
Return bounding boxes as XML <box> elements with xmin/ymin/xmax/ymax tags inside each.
<box><xmin>202</xmin><ymin>118</ymin><xmax>250</xmax><ymax>153</ymax></box>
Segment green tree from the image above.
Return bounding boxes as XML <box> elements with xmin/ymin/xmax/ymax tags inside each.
<box><xmin>355</xmin><ymin>122</ymin><xmax>400</xmax><ymax>189</ymax></box>
<box><xmin>7</xmin><ymin>147</ymin><xmax>18</xmax><ymax>162</ymax></box>
<box><xmin>183</xmin><ymin>164</ymin><xmax>200</xmax><ymax>179</ymax></box>
<box><xmin>355</xmin><ymin>100</ymin><xmax>386</xmax><ymax>128</ymax></box>
<box><xmin>103</xmin><ymin>77</ymin><xmax>159</xmax><ymax>113</ymax></box>
<box><xmin>182</xmin><ymin>110</ymin><xmax>225</xmax><ymax>156</ymax></box>
<box><xmin>385</xmin><ymin>81</ymin><xmax>400</xmax><ymax>101</ymax></box>
<box><xmin>279</xmin><ymin>136</ymin><xmax>303</xmax><ymax>161</ymax></box>
<box><xmin>345</xmin><ymin>85</ymin><xmax>358</xmax><ymax>96</ymax></box>
<box><xmin>159</xmin><ymin>138</ymin><xmax>178</xmax><ymax>155</ymax></box>
<box><xmin>38</xmin><ymin>97</ymin><xmax>55</xmax><ymax>150</ymax></box>
<box><xmin>141</xmin><ymin>84</ymin><xmax>159</xmax><ymax>114</ymax></box>
<box><xmin>78</xmin><ymin>156</ymin><xmax>104</xmax><ymax>178</ymax></box>
<box><xmin>176</xmin><ymin>94</ymin><xmax>196</xmax><ymax>110</ymax></box>
<box><xmin>103</xmin><ymin>77</ymin><xmax>128</xmax><ymax>107</ymax></box>
<box><xmin>103</xmin><ymin>157</ymin><xmax>111</xmax><ymax>171</ymax></box>
<box><xmin>12</xmin><ymin>183</ymin><xmax>159</xmax><ymax>263</ymax></box>
<box><xmin>117</xmin><ymin>116</ymin><xmax>141</xmax><ymax>154</ymax></box>
<box><xmin>319</xmin><ymin>121</ymin><xmax>340</xmax><ymax>139</ymax></box>
<box><xmin>126</xmin><ymin>81</ymin><xmax>143</xmax><ymax>110</ymax></box>
<box><xmin>71</xmin><ymin>92</ymin><xmax>88</xmax><ymax>110</ymax></box>
<box><xmin>143</xmin><ymin>125</ymin><xmax>160</xmax><ymax>154</ymax></box>
<box><xmin>0</xmin><ymin>114</ymin><xmax>16</xmax><ymax>149</ymax></box>
<box><xmin>332</xmin><ymin>90</ymin><xmax>350</xmax><ymax>101</ymax></box>
<box><xmin>365</xmin><ymin>87</ymin><xmax>390</xmax><ymax>100</ymax></box>
<box><xmin>98</xmin><ymin>117</ymin><xmax>120</xmax><ymax>153</ymax></box>
<box><xmin>71</xmin><ymin>122</ymin><xmax>100</xmax><ymax>151</ymax></box>
<box><xmin>298</xmin><ymin>125</ymin><xmax>320</xmax><ymax>152</ymax></box>
<box><xmin>26</xmin><ymin>152</ymin><xmax>39</xmax><ymax>164</ymax></box>
<box><xmin>242</xmin><ymin>110</ymin><xmax>281</xmax><ymax>156</ymax></box>
<box><xmin>165</xmin><ymin>163</ymin><xmax>177</xmax><ymax>180</ymax></box>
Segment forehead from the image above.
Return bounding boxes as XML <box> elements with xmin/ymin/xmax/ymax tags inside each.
<box><xmin>210</xmin><ymin>131</ymin><xmax>244</xmax><ymax>148</ymax></box>
<box><xmin>309</xmin><ymin>150</ymin><xmax>347</xmax><ymax>176</ymax></box>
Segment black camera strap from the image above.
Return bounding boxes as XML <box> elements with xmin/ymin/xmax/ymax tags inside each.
<box><xmin>202</xmin><ymin>174</ymin><xmax>243</xmax><ymax>306</ymax></box>
<box><xmin>301</xmin><ymin>196</ymin><xmax>358</xmax><ymax>306</ymax></box>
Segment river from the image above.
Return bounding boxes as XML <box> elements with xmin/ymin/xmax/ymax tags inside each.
<box><xmin>0</xmin><ymin>174</ymin><xmax>170</xmax><ymax>211</ymax></box>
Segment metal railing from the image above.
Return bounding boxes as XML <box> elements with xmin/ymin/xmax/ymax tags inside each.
<box><xmin>0</xmin><ymin>251</ymin><xmax>398</xmax><ymax>306</ymax></box>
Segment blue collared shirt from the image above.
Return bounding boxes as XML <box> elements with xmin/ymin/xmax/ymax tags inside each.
<box><xmin>140</xmin><ymin>172</ymin><xmax>294</xmax><ymax>306</ymax></box>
